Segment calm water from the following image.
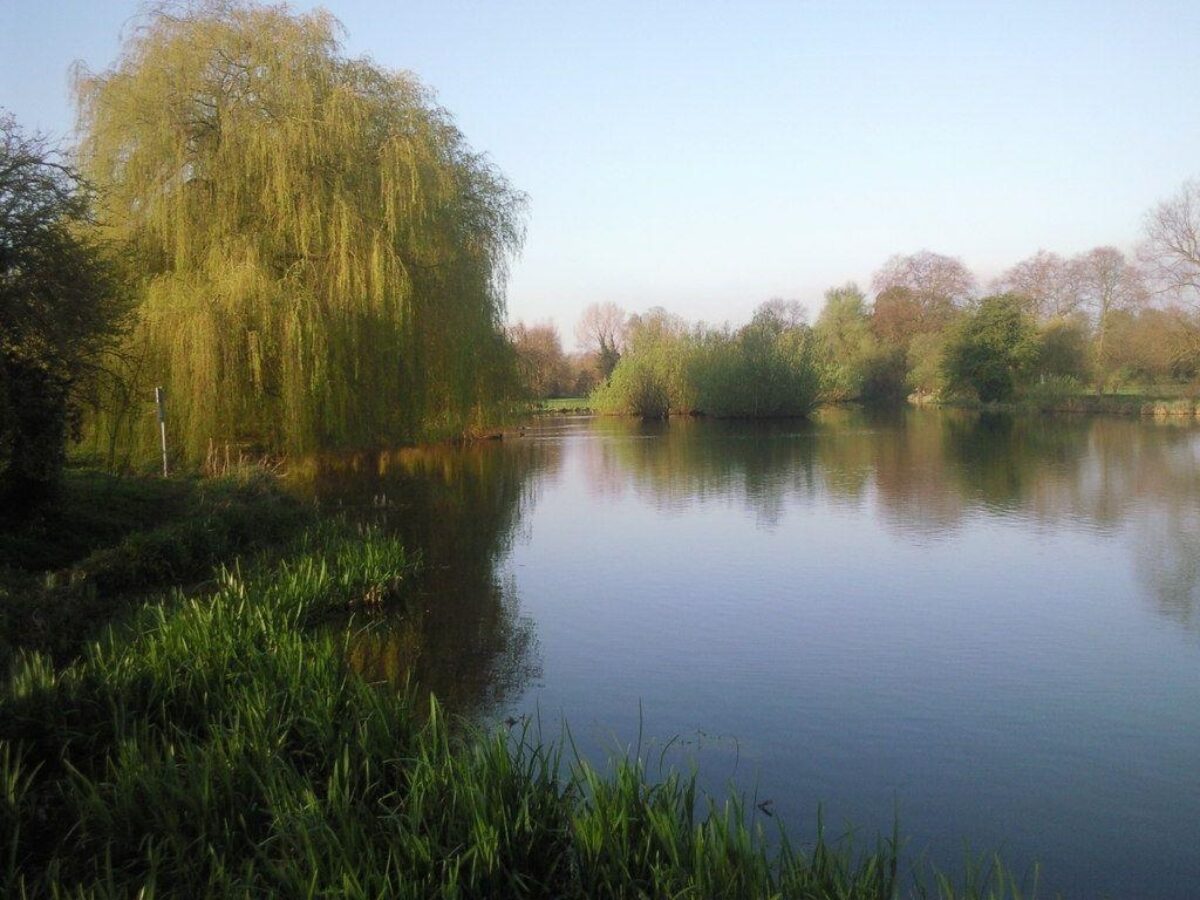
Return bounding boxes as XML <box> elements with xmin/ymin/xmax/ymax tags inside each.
<box><xmin>295</xmin><ymin>409</ymin><xmax>1200</xmax><ymax>898</ymax></box>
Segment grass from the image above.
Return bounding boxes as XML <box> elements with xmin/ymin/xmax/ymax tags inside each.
<box><xmin>0</xmin><ymin>516</ymin><xmax>1041</xmax><ymax>898</ymax></box>
<box><xmin>930</xmin><ymin>378</ymin><xmax>1200</xmax><ymax>417</ymax></box>
<box><xmin>0</xmin><ymin>468</ymin><xmax>312</xmax><ymax>669</ymax></box>
<box><xmin>533</xmin><ymin>397</ymin><xmax>591</xmax><ymax>412</ymax></box>
<box><xmin>1101</xmin><ymin>382</ymin><xmax>1198</xmax><ymax>400</ymax></box>
<box><xmin>0</xmin><ymin>468</ymin><xmax>192</xmax><ymax>574</ymax></box>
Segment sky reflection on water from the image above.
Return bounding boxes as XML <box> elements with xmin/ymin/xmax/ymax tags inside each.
<box><xmin>295</xmin><ymin>409</ymin><xmax>1200</xmax><ymax>899</ymax></box>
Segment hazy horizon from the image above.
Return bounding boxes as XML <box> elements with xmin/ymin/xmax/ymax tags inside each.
<box><xmin>4</xmin><ymin>0</ymin><xmax>1198</xmax><ymax>343</ymax></box>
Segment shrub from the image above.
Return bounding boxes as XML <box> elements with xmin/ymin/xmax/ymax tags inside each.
<box><xmin>593</xmin><ymin>303</ymin><xmax>821</xmax><ymax>419</ymax></box>
<box><xmin>859</xmin><ymin>346</ymin><xmax>910</xmax><ymax>405</ymax></box>
<box><xmin>942</xmin><ymin>295</ymin><xmax>1039</xmax><ymax>402</ymax></box>
<box><xmin>907</xmin><ymin>332</ymin><xmax>949</xmax><ymax>398</ymax></box>
<box><xmin>1035</xmin><ymin>316</ymin><xmax>1091</xmax><ymax>381</ymax></box>
<box><xmin>692</xmin><ymin>326</ymin><xmax>820</xmax><ymax>418</ymax></box>
<box><xmin>592</xmin><ymin>352</ymin><xmax>673</xmax><ymax>418</ymax></box>
<box><xmin>1020</xmin><ymin>375</ymin><xmax>1083</xmax><ymax>410</ymax></box>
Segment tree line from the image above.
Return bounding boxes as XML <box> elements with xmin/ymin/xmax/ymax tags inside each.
<box><xmin>512</xmin><ymin>185</ymin><xmax>1200</xmax><ymax>412</ymax></box>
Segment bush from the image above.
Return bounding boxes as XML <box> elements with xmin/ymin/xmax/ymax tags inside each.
<box><xmin>906</xmin><ymin>332</ymin><xmax>948</xmax><ymax>398</ymax></box>
<box><xmin>1020</xmin><ymin>375</ymin><xmax>1083</xmax><ymax>410</ymax></box>
<box><xmin>942</xmin><ymin>295</ymin><xmax>1039</xmax><ymax>403</ymax></box>
<box><xmin>593</xmin><ymin>303</ymin><xmax>821</xmax><ymax>419</ymax></box>
<box><xmin>859</xmin><ymin>346</ymin><xmax>910</xmax><ymax>405</ymax></box>
<box><xmin>692</xmin><ymin>326</ymin><xmax>820</xmax><ymax>418</ymax></box>
<box><xmin>1035</xmin><ymin>317</ymin><xmax>1091</xmax><ymax>382</ymax></box>
<box><xmin>591</xmin><ymin>352</ymin><xmax>673</xmax><ymax>418</ymax></box>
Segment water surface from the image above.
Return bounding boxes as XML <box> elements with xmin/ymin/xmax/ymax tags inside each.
<box><xmin>295</xmin><ymin>409</ymin><xmax>1200</xmax><ymax>898</ymax></box>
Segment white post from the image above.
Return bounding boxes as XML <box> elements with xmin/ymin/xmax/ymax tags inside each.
<box><xmin>155</xmin><ymin>386</ymin><xmax>169</xmax><ymax>477</ymax></box>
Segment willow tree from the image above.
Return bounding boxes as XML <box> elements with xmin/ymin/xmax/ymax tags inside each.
<box><xmin>75</xmin><ymin>1</ymin><xmax>524</xmax><ymax>465</ymax></box>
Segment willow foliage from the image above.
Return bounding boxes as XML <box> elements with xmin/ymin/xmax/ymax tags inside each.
<box><xmin>74</xmin><ymin>1</ymin><xmax>524</xmax><ymax>465</ymax></box>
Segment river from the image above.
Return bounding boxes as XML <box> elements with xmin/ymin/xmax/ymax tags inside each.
<box><xmin>294</xmin><ymin>408</ymin><xmax>1200</xmax><ymax>898</ymax></box>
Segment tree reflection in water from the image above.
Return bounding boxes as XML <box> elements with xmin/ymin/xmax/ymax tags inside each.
<box><xmin>577</xmin><ymin>409</ymin><xmax>1200</xmax><ymax>636</ymax></box>
<box><xmin>290</xmin><ymin>410</ymin><xmax>1200</xmax><ymax>721</ymax></box>
<box><xmin>289</xmin><ymin>438</ymin><xmax>561</xmax><ymax>717</ymax></box>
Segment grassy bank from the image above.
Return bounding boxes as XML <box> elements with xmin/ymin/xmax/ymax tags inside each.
<box><xmin>925</xmin><ymin>387</ymin><xmax>1200</xmax><ymax>418</ymax></box>
<box><xmin>1035</xmin><ymin>396</ymin><xmax>1198</xmax><ymax>417</ymax></box>
<box><xmin>0</xmin><ymin>514</ymin><xmax>1035</xmax><ymax>898</ymax></box>
<box><xmin>533</xmin><ymin>397</ymin><xmax>592</xmax><ymax>413</ymax></box>
<box><xmin>0</xmin><ymin>469</ymin><xmax>312</xmax><ymax>668</ymax></box>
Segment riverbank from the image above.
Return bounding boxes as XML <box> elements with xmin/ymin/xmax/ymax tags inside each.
<box><xmin>530</xmin><ymin>396</ymin><xmax>593</xmax><ymax>414</ymax></box>
<box><xmin>0</xmin><ymin>469</ymin><xmax>313</xmax><ymax>668</ymax></box>
<box><xmin>533</xmin><ymin>391</ymin><xmax>1200</xmax><ymax>422</ymax></box>
<box><xmin>1</xmin><ymin>469</ymin><xmax>1031</xmax><ymax>898</ymax></box>
<box><xmin>919</xmin><ymin>393</ymin><xmax>1200</xmax><ymax>418</ymax></box>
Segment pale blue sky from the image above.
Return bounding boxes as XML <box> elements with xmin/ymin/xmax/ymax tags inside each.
<box><xmin>3</xmin><ymin>1</ymin><xmax>1199</xmax><ymax>341</ymax></box>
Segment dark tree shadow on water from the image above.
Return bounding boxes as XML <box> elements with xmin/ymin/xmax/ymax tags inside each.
<box><xmin>291</xmin><ymin>438</ymin><xmax>561</xmax><ymax>717</ymax></box>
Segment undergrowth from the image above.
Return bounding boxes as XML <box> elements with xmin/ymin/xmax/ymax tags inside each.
<box><xmin>0</xmin><ymin>469</ymin><xmax>311</xmax><ymax>668</ymax></box>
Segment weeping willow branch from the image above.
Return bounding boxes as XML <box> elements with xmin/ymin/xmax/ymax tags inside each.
<box><xmin>74</xmin><ymin>0</ymin><xmax>525</xmax><ymax>466</ymax></box>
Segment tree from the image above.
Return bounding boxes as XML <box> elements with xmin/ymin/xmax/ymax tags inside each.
<box><xmin>73</xmin><ymin>1</ymin><xmax>524</xmax><ymax>464</ymax></box>
<box><xmin>858</xmin><ymin>346</ymin><xmax>910</xmax><ymax>404</ymax></box>
<box><xmin>591</xmin><ymin>301</ymin><xmax>820</xmax><ymax>419</ymax></box>
<box><xmin>1035</xmin><ymin>316</ymin><xmax>1091</xmax><ymax>381</ymax></box>
<box><xmin>624</xmin><ymin>306</ymin><xmax>687</xmax><ymax>350</ymax></box>
<box><xmin>1071</xmin><ymin>247</ymin><xmax>1146</xmax><ymax>390</ymax></box>
<box><xmin>1142</xmin><ymin>179</ymin><xmax>1200</xmax><ymax>303</ymax></box>
<box><xmin>750</xmin><ymin>297</ymin><xmax>808</xmax><ymax>330</ymax></box>
<box><xmin>814</xmin><ymin>283</ymin><xmax>875</xmax><ymax>400</ymax></box>
<box><xmin>868</xmin><ymin>252</ymin><xmax>974</xmax><ymax>359</ymax></box>
<box><xmin>941</xmin><ymin>294</ymin><xmax>1038</xmax><ymax>402</ymax></box>
<box><xmin>1</xmin><ymin>113</ymin><xmax>126</xmax><ymax>510</ymax></box>
<box><xmin>906</xmin><ymin>331</ymin><xmax>949</xmax><ymax>397</ymax></box>
<box><xmin>870</xmin><ymin>285</ymin><xmax>924</xmax><ymax>348</ymax></box>
<box><xmin>618</xmin><ymin>306</ymin><xmax>694</xmax><ymax>413</ymax></box>
<box><xmin>575</xmin><ymin>302</ymin><xmax>625</xmax><ymax>378</ymax></box>
<box><xmin>1106</xmin><ymin>306</ymin><xmax>1200</xmax><ymax>384</ymax></box>
<box><xmin>564</xmin><ymin>352</ymin><xmax>602</xmax><ymax>397</ymax></box>
<box><xmin>873</xmin><ymin>252</ymin><xmax>974</xmax><ymax>314</ymax></box>
<box><xmin>993</xmin><ymin>250</ymin><xmax>1082</xmax><ymax>319</ymax></box>
<box><xmin>509</xmin><ymin>321</ymin><xmax>568</xmax><ymax>399</ymax></box>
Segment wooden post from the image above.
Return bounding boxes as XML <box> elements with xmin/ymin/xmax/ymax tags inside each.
<box><xmin>155</xmin><ymin>386</ymin><xmax>169</xmax><ymax>477</ymax></box>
